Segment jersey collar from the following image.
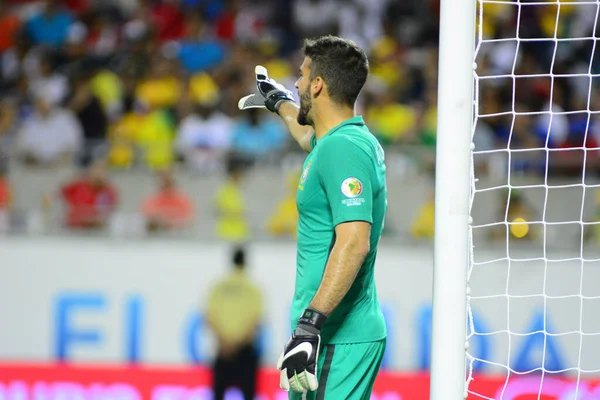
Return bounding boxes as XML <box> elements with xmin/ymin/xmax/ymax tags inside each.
<box><xmin>319</xmin><ymin>116</ymin><xmax>365</xmax><ymax>141</ymax></box>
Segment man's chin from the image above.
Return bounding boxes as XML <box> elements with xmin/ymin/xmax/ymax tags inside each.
<box><xmin>297</xmin><ymin>116</ymin><xmax>308</xmax><ymax>126</ymax></box>
<box><xmin>297</xmin><ymin>113</ymin><xmax>312</xmax><ymax>127</ymax></box>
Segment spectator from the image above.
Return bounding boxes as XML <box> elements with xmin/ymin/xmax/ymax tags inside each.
<box><xmin>366</xmin><ymin>91</ymin><xmax>418</xmax><ymax>146</ymax></box>
<box><xmin>292</xmin><ymin>0</ymin><xmax>339</xmax><ymax>39</ymax></box>
<box><xmin>176</xmin><ymin>99</ymin><xmax>232</xmax><ymax>172</ymax></box>
<box><xmin>1</xmin><ymin>29</ymin><xmax>37</xmax><ymax>92</ymax></box>
<box><xmin>24</xmin><ymin>0</ymin><xmax>74</xmax><ymax>48</ymax></box>
<box><xmin>147</xmin><ymin>0</ymin><xmax>185</xmax><ymax>44</ymax></box>
<box><xmin>135</xmin><ymin>54</ymin><xmax>182</xmax><ymax>110</ymax></box>
<box><xmin>66</xmin><ymin>9</ymin><xmax>120</xmax><ymax>61</ymax></box>
<box><xmin>60</xmin><ymin>160</ymin><xmax>118</xmax><ymax>229</ymax></box>
<box><xmin>66</xmin><ymin>69</ymin><xmax>109</xmax><ymax>167</ymax></box>
<box><xmin>141</xmin><ymin>170</ymin><xmax>194</xmax><ymax>232</ymax></box>
<box><xmin>16</xmin><ymin>94</ymin><xmax>82</xmax><ymax>166</ymax></box>
<box><xmin>28</xmin><ymin>52</ymin><xmax>69</xmax><ymax>107</ymax></box>
<box><xmin>231</xmin><ymin>108</ymin><xmax>287</xmax><ymax>162</ymax></box>
<box><xmin>90</xmin><ymin>67</ymin><xmax>124</xmax><ymax>121</ymax></box>
<box><xmin>214</xmin><ymin>154</ymin><xmax>249</xmax><ymax>243</ymax></box>
<box><xmin>206</xmin><ymin>246</ymin><xmax>262</xmax><ymax>400</ymax></box>
<box><xmin>266</xmin><ymin>170</ymin><xmax>299</xmax><ymax>238</ymax></box>
<box><xmin>136</xmin><ymin>104</ymin><xmax>177</xmax><ymax>170</ymax></box>
<box><xmin>410</xmin><ymin>189</ymin><xmax>434</xmax><ymax>239</ymax></box>
<box><xmin>0</xmin><ymin>1</ymin><xmax>21</xmax><ymax>54</ymax></box>
<box><xmin>175</xmin><ymin>12</ymin><xmax>225</xmax><ymax>74</ymax></box>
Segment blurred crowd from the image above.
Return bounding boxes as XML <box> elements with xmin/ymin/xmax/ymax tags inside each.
<box><xmin>0</xmin><ymin>0</ymin><xmax>441</xmax><ymax>236</ymax></box>
<box><xmin>0</xmin><ymin>0</ymin><xmax>599</xmax><ymax>241</ymax></box>
<box><xmin>476</xmin><ymin>1</ymin><xmax>600</xmax><ymax>173</ymax></box>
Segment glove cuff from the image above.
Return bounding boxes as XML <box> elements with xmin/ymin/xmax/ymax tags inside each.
<box><xmin>265</xmin><ymin>92</ymin><xmax>294</xmax><ymax>114</ymax></box>
<box><xmin>298</xmin><ymin>307</ymin><xmax>328</xmax><ymax>331</ymax></box>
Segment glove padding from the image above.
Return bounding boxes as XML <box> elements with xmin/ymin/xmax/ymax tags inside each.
<box><xmin>277</xmin><ymin>324</ymin><xmax>321</xmax><ymax>393</ymax></box>
<box><xmin>277</xmin><ymin>308</ymin><xmax>327</xmax><ymax>393</ymax></box>
<box><xmin>238</xmin><ymin>65</ymin><xmax>295</xmax><ymax>113</ymax></box>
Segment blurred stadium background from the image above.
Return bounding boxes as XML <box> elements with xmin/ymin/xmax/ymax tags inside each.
<box><xmin>0</xmin><ymin>0</ymin><xmax>600</xmax><ymax>399</ymax></box>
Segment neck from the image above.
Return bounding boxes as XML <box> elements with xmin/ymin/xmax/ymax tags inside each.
<box><xmin>312</xmin><ymin>102</ymin><xmax>355</xmax><ymax>140</ymax></box>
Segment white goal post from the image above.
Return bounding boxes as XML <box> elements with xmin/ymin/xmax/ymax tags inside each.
<box><xmin>430</xmin><ymin>0</ymin><xmax>476</xmax><ymax>398</ymax></box>
<box><xmin>432</xmin><ymin>0</ymin><xmax>600</xmax><ymax>398</ymax></box>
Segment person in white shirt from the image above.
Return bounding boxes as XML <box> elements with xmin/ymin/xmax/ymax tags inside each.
<box><xmin>28</xmin><ymin>53</ymin><xmax>69</xmax><ymax>107</ymax></box>
<box><xmin>17</xmin><ymin>95</ymin><xmax>83</xmax><ymax>166</ymax></box>
<box><xmin>176</xmin><ymin>102</ymin><xmax>233</xmax><ymax>172</ymax></box>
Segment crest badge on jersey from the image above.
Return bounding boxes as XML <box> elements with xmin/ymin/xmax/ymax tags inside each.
<box><xmin>341</xmin><ymin>177</ymin><xmax>363</xmax><ymax>198</ymax></box>
<box><xmin>298</xmin><ymin>160</ymin><xmax>312</xmax><ymax>191</ymax></box>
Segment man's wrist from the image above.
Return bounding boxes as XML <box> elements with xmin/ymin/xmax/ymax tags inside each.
<box><xmin>274</xmin><ymin>98</ymin><xmax>294</xmax><ymax>114</ymax></box>
<box><xmin>297</xmin><ymin>307</ymin><xmax>328</xmax><ymax>331</ymax></box>
<box><xmin>266</xmin><ymin>92</ymin><xmax>294</xmax><ymax>114</ymax></box>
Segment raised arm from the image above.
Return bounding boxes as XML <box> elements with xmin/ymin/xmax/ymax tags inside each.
<box><xmin>238</xmin><ymin>65</ymin><xmax>313</xmax><ymax>153</ymax></box>
<box><xmin>277</xmin><ymin>102</ymin><xmax>314</xmax><ymax>153</ymax></box>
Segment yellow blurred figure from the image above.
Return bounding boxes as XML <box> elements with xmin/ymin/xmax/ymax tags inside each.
<box><xmin>367</xmin><ymin>95</ymin><xmax>417</xmax><ymax>145</ymax></box>
<box><xmin>136</xmin><ymin>110</ymin><xmax>176</xmax><ymax>170</ymax></box>
<box><xmin>108</xmin><ymin>112</ymin><xmax>145</xmax><ymax>168</ymax></box>
<box><xmin>478</xmin><ymin>2</ymin><xmax>513</xmax><ymax>38</ymax></box>
<box><xmin>371</xmin><ymin>62</ymin><xmax>404</xmax><ymax>89</ymax></box>
<box><xmin>411</xmin><ymin>197</ymin><xmax>435</xmax><ymax>239</ymax></box>
<box><xmin>370</xmin><ymin>36</ymin><xmax>404</xmax><ymax>88</ymax></box>
<box><xmin>214</xmin><ymin>158</ymin><xmax>249</xmax><ymax>242</ymax></box>
<box><xmin>90</xmin><ymin>69</ymin><xmax>123</xmax><ymax>115</ymax></box>
<box><xmin>189</xmin><ymin>73</ymin><xmax>220</xmax><ymax>106</ymax></box>
<box><xmin>540</xmin><ymin>1</ymin><xmax>576</xmax><ymax>37</ymax></box>
<box><xmin>262</xmin><ymin>59</ymin><xmax>292</xmax><ymax>82</ymax></box>
<box><xmin>136</xmin><ymin>76</ymin><xmax>182</xmax><ymax>110</ymax></box>
<box><xmin>266</xmin><ymin>171</ymin><xmax>300</xmax><ymax>238</ymax></box>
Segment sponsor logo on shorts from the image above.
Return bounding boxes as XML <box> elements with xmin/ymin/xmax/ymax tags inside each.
<box><xmin>341</xmin><ymin>177</ymin><xmax>363</xmax><ymax>198</ymax></box>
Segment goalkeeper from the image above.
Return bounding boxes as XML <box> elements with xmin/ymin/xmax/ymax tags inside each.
<box><xmin>239</xmin><ymin>35</ymin><xmax>387</xmax><ymax>400</ymax></box>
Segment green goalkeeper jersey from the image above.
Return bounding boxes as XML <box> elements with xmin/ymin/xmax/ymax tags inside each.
<box><xmin>292</xmin><ymin>116</ymin><xmax>387</xmax><ymax>344</ymax></box>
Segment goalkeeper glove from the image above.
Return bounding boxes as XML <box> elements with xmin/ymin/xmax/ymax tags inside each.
<box><xmin>276</xmin><ymin>308</ymin><xmax>327</xmax><ymax>393</ymax></box>
<box><xmin>238</xmin><ymin>65</ymin><xmax>295</xmax><ymax>114</ymax></box>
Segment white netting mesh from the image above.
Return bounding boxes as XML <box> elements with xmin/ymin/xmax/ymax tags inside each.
<box><xmin>467</xmin><ymin>0</ymin><xmax>600</xmax><ymax>398</ymax></box>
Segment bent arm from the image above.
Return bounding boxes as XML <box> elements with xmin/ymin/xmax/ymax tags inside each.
<box><xmin>278</xmin><ymin>102</ymin><xmax>314</xmax><ymax>153</ymax></box>
<box><xmin>309</xmin><ymin>221</ymin><xmax>371</xmax><ymax>315</ymax></box>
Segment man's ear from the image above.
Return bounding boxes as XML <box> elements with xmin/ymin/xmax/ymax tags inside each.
<box><xmin>311</xmin><ymin>77</ymin><xmax>324</xmax><ymax>98</ymax></box>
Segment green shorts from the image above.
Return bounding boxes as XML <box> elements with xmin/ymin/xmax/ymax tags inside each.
<box><xmin>289</xmin><ymin>338</ymin><xmax>386</xmax><ymax>400</ymax></box>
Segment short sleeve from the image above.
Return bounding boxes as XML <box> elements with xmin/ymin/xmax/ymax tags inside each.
<box><xmin>318</xmin><ymin>135</ymin><xmax>373</xmax><ymax>227</ymax></box>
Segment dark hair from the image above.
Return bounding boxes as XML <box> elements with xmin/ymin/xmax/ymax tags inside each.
<box><xmin>232</xmin><ymin>247</ymin><xmax>245</xmax><ymax>268</ymax></box>
<box><xmin>302</xmin><ymin>35</ymin><xmax>369</xmax><ymax>107</ymax></box>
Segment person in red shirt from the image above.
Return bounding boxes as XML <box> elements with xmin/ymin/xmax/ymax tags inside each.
<box><xmin>146</xmin><ymin>0</ymin><xmax>185</xmax><ymax>43</ymax></box>
<box><xmin>0</xmin><ymin>2</ymin><xmax>21</xmax><ymax>54</ymax></box>
<box><xmin>141</xmin><ymin>170</ymin><xmax>194</xmax><ymax>232</ymax></box>
<box><xmin>61</xmin><ymin>160</ymin><xmax>118</xmax><ymax>229</ymax></box>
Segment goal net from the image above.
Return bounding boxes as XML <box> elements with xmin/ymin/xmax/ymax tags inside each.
<box><xmin>466</xmin><ymin>0</ymin><xmax>600</xmax><ymax>398</ymax></box>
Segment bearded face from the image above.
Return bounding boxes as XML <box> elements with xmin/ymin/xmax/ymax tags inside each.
<box><xmin>297</xmin><ymin>84</ymin><xmax>313</xmax><ymax>127</ymax></box>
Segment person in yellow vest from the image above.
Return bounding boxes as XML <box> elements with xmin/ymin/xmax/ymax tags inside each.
<box><xmin>206</xmin><ymin>247</ymin><xmax>263</xmax><ymax>400</ymax></box>
<box><xmin>266</xmin><ymin>170</ymin><xmax>300</xmax><ymax>238</ymax></box>
<box><xmin>214</xmin><ymin>155</ymin><xmax>250</xmax><ymax>242</ymax></box>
